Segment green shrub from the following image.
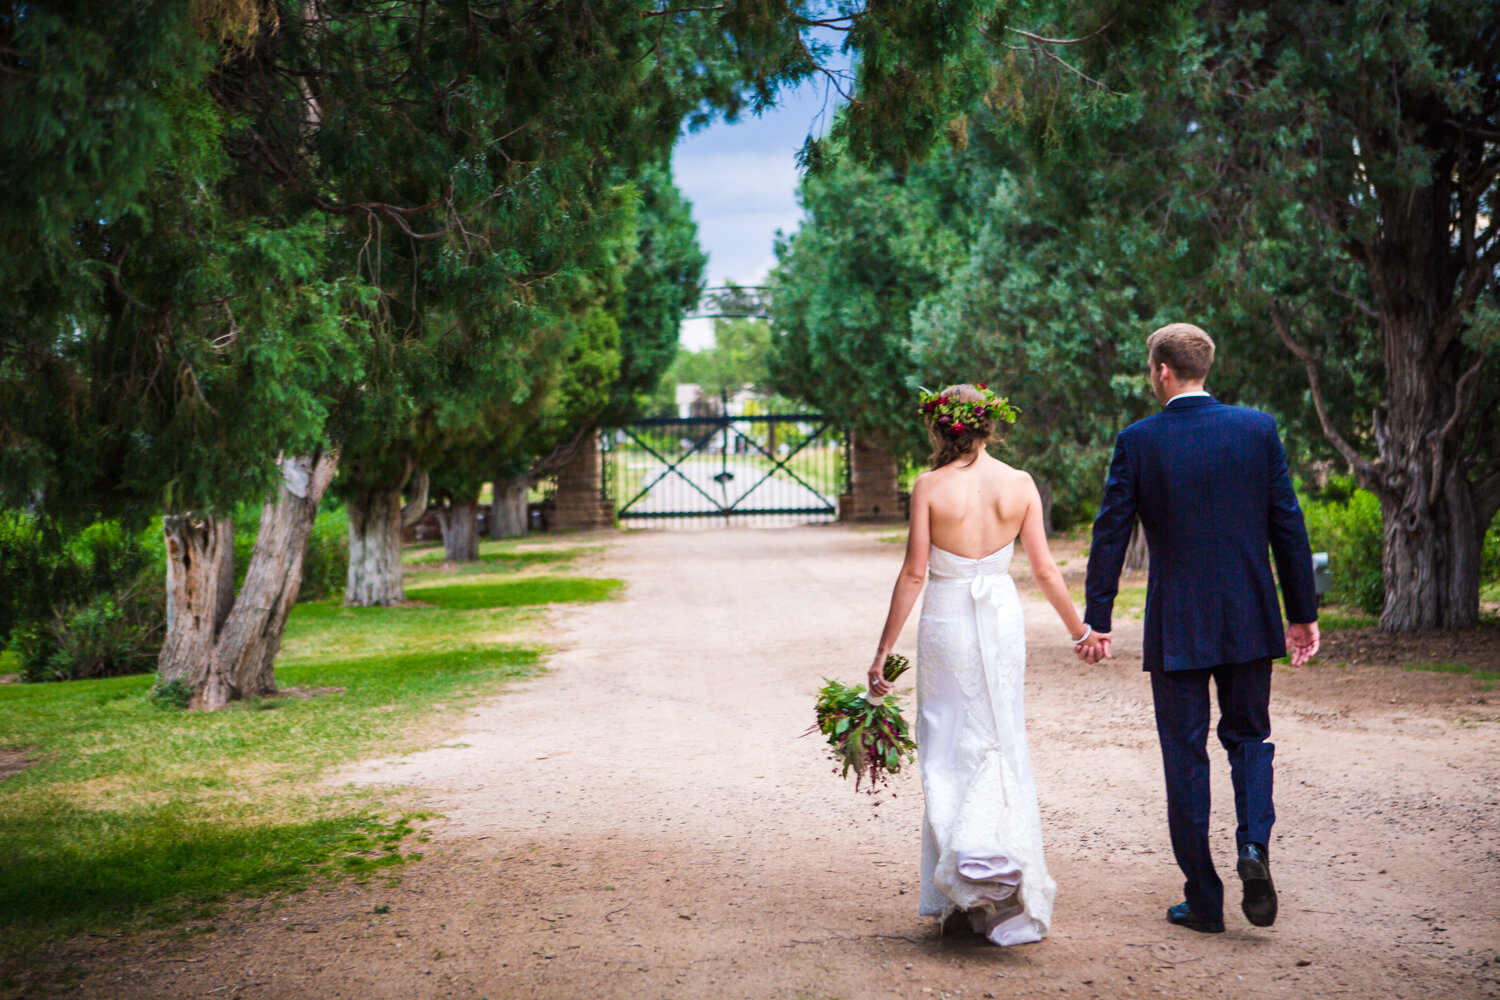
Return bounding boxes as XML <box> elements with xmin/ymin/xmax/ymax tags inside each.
<box><xmin>2</xmin><ymin>513</ymin><xmax>165</xmax><ymax>680</ymax></box>
<box><xmin>1484</xmin><ymin>515</ymin><xmax>1500</xmax><ymax>587</ymax></box>
<box><xmin>1302</xmin><ymin>479</ymin><xmax>1384</xmax><ymax>616</ymax></box>
<box><xmin>0</xmin><ymin>512</ymin><xmax>86</xmax><ymax>646</ymax></box>
<box><xmin>14</xmin><ymin>577</ymin><xmax>164</xmax><ymax>683</ymax></box>
<box><xmin>146</xmin><ymin>676</ymin><xmax>193</xmax><ymax>710</ymax></box>
<box><xmin>299</xmin><ymin>505</ymin><xmax>349</xmax><ymax>602</ymax></box>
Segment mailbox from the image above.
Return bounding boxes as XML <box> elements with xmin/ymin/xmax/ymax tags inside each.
<box><xmin>1312</xmin><ymin>552</ymin><xmax>1331</xmax><ymax>598</ymax></box>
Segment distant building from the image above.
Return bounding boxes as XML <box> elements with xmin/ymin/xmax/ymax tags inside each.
<box><xmin>675</xmin><ymin>383</ymin><xmax>761</xmax><ymax>418</ymax></box>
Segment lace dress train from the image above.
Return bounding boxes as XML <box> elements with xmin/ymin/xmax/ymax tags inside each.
<box><xmin>916</xmin><ymin>543</ymin><xmax>1056</xmax><ymax>945</ymax></box>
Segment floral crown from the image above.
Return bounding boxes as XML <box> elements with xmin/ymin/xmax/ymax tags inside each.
<box><xmin>917</xmin><ymin>383</ymin><xmax>1020</xmax><ymax>437</ymax></box>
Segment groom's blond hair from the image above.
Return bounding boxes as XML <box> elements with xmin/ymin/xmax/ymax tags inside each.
<box><xmin>1147</xmin><ymin>323</ymin><xmax>1215</xmax><ymax>381</ymax></box>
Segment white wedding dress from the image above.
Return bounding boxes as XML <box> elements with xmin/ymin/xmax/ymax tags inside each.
<box><xmin>915</xmin><ymin>542</ymin><xmax>1056</xmax><ymax>945</ymax></box>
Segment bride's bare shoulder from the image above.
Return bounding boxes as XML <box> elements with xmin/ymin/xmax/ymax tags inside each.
<box><xmin>995</xmin><ymin>462</ymin><xmax>1039</xmax><ymax>493</ymax></box>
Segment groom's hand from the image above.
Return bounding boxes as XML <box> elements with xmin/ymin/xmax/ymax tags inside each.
<box><xmin>1287</xmin><ymin>621</ymin><xmax>1320</xmax><ymax>667</ymax></box>
<box><xmin>1075</xmin><ymin>631</ymin><xmax>1111</xmax><ymax>664</ymax></box>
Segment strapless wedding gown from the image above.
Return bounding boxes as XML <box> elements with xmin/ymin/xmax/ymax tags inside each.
<box><xmin>916</xmin><ymin>542</ymin><xmax>1056</xmax><ymax>945</ymax></box>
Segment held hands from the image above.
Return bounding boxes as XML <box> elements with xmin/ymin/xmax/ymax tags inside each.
<box><xmin>1287</xmin><ymin>621</ymin><xmax>1320</xmax><ymax>667</ymax></box>
<box><xmin>1074</xmin><ymin>629</ymin><xmax>1112</xmax><ymax>664</ymax></box>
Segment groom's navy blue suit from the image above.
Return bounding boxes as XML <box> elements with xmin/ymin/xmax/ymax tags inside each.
<box><xmin>1084</xmin><ymin>394</ymin><xmax>1317</xmax><ymax>921</ymax></box>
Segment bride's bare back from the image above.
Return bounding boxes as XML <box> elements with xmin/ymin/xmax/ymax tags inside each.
<box><xmin>866</xmin><ymin>445</ymin><xmax>1086</xmax><ymax>698</ymax></box>
<box><xmin>920</xmin><ymin>451</ymin><xmax>1032</xmax><ymax>558</ymax></box>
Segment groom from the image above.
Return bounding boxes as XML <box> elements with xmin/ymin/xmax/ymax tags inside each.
<box><xmin>1075</xmin><ymin>323</ymin><xmax>1319</xmax><ymax>934</ymax></box>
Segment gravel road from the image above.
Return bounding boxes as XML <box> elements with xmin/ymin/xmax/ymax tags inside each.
<box><xmin>46</xmin><ymin>525</ymin><xmax>1500</xmax><ymax>1000</ymax></box>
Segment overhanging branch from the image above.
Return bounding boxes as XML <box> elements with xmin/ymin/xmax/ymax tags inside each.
<box><xmin>1270</xmin><ymin>301</ymin><xmax>1376</xmax><ymax>481</ymax></box>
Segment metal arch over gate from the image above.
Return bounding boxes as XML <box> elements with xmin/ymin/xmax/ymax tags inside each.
<box><xmin>603</xmin><ymin>411</ymin><xmax>848</xmax><ymax>525</ymax></box>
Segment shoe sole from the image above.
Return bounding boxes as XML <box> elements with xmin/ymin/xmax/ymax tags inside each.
<box><xmin>1167</xmin><ymin>918</ymin><xmax>1225</xmax><ymax>933</ymax></box>
<box><xmin>1238</xmin><ymin>856</ymin><xmax>1278</xmax><ymax>927</ymax></box>
<box><xmin>1166</xmin><ymin>907</ymin><xmax>1224</xmax><ymax>933</ymax></box>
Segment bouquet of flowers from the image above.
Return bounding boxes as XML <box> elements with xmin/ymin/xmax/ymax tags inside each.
<box><xmin>808</xmin><ymin>653</ymin><xmax>918</xmax><ymax>793</ymax></box>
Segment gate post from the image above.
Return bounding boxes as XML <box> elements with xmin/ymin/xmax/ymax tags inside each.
<box><xmin>552</xmin><ymin>428</ymin><xmax>614</xmax><ymax>531</ymax></box>
<box><xmin>842</xmin><ymin>431</ymin><xmax>901</xmax><ymax>522</ymax></box>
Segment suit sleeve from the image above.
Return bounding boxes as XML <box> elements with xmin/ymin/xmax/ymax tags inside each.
<box><xmin>1085</xmin><ymin>434</ymin><xmax>1138</xmax><ymax>634</ymax></box>
<box><xmin>1266</xmin><ymin>419</ymin><xmax>1319</xmax><ymax>623</ymax></box>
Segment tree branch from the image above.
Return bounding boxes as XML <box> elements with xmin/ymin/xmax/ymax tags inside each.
<box><xmin>1328</xmin><ymin>284</ymin><xmax>1378</xmax><ymax>320</ymax></box>
<box><xmin>1016</xmin><ymin>37</ymin><xmax>1115</xmax><ymax>91</ymax></box>
<box><xmin>528</xmin><ymin>421</ymin><xmax>597</xmax><ymax>480</ymax></box>
<box><xmin>1434</xmin><ymin>239</ymin><xmax>1500</xmax><ymax>350</ymax></box>
<box><xmin>1270</xmin><ymin>301</ymin><xmax>1376</xmax><ymax>480</ymax></box>
<box><xmin>1006</xmin><ymin>22</ymin><xmax>1115</xmax><ymax>46</ymax></box>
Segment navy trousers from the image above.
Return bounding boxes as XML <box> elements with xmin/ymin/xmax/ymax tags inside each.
<box><xmin>1149</xmin><ymin>658</ymin><xmax>1275</xmax><ymax>921</ymax></box>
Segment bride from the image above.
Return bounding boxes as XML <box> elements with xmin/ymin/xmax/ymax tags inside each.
<box><xmin>866</xmin><ymin>383</ymin><xmax>1091</xmax><ymax>945</ymax></box>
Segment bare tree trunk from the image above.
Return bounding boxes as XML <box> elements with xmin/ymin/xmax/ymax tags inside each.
<box><xmin>1373</xmin><ymin>418</ymin><xmax>1482</xmax><ymax>631</ymax></box>
<box><xmin>491</xmin><ymin>476</ymin><xmax>530</xmax><ymax>539</ymax></box>
<box><xmin>345</xmin><ymin>481</ymin><xmax>406</xmax><ymax>606</ymax></box>
<box><xmin>158</xmin><ymin>513</ymin><xmax>233</xmax><ymax>689</ymax></box>
<box><xmin>436</xmin><ymin>495</ymin><xmax>481</xmax><ymax>562</ymax></box>
<box><xmin>1124</xmin><ymin>519</ymin><xmax>1149</xmax><ymax>574</ymax></box>
<box><xmin>204</xmin><ymin>452</ymin><xmax>340</xmax><ymax>709</ymax></box>
<box><xmin>1365</xmin><ymin>240</ymin><xmax>1485</xmax><ymax>630</ymax></box>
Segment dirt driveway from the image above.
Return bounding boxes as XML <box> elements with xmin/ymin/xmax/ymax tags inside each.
<box><xmin>46</xmin><ymin>526</ymin><xmax>1500</xmax><ymax>999</ymax></box>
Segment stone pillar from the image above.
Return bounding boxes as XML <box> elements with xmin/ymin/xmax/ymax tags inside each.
<box><xmin>842</xmin><ymin>432</ymin><xmax>901</xmax><ymax>522</ymax></box>
<box><xmin>551</xmin><ymin>428</ymin><xmax>614</xmax><ymax>531</ymax></box>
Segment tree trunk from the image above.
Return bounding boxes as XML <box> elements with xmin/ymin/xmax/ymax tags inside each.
<box><xmin>491</xmin><ymin>476</ymin><xmax>530</xmax><ymax>539</ymax></box>
<box><xmin>437</xmin><ymin>497</ymin><xmax>481</xmax><ymax>562</ymax></box>
<box><xmin>345</xmin><ymin>480</ymin><xmax>407</xmax><ymax>606</ymax></box>
<box><xmin>1124</xmin><ymin>519</ymin><xmax>1149</xmax><ymax>574</ymax></box>
<box><xmin>1363</xmin><ymin>194</ymin><xmax>1486</xmax><ymax>630</ymax></box>
<box><xmin>204</xmin><ymin>452</ymin><xmax>340</xmax><ymax>709</ymax></box>
<box><xmin>401</xmin><ymin>470</ymin><xmax>429</xmax><ymax>528</ymax></box>
<box><xmin>158</xmin><ymin>513</ymin><xmax>233</xmax><ymax>689</ymax></box>
<box><xmin>1373</xmin><ymin>421</ymin><xmax>1482</xmax><ymax>631</ymax></box>
<box><xmin>1286</xmin><ymin>160</ymin><xmax>1497</xmax><ymax>632</ymax></box>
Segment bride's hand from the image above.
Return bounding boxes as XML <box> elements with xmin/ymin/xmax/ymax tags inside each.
<box><xmin>867</xmin><ymin>654</ymin><xmax>893</xmax><ymax>697</ymax></box>
<box><xmin>1075</xmin><ymin>630</ymin><xmax>1112</xmax><ymax>664</ymax></box>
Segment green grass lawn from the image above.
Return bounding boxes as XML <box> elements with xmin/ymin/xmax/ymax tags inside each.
<box><xmin>0</xmin><ymin>543</ymin><xmax>620</xmax><ymax>963</ymax></box>
<box><xmin>1317</xmin><ymin>607</ymin><xmax>1379</xmax><ymax>630</ymax></box>
<box><xmin>403</xmin><ymin>538</ymin><xmax>601</xmax><ymax>569</ymax></box>
<box><xmin>1402</xmin><ymin>660</ymin><xmax>1500</xmax><ymax>687</ymax></box>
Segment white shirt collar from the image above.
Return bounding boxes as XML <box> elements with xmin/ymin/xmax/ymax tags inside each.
<box><xmin>1168</xmin><ymin>389</ymin><xmax>1212</xmax><ymax>404</ymax></box>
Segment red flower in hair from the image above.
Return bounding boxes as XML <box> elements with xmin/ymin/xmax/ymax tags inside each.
<box><xmin>953</xmin><ymin>421</ymin><xmax>965</xmax><ymax>432</ymax></box>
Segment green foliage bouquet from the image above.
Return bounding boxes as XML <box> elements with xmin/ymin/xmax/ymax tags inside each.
<box><xmin>808</xmin><ymin>654</ymin><xmax>917</xmax><ymax>793</ymax></box>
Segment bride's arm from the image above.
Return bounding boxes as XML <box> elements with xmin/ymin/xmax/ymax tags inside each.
<box><xmin>1017</xmin><ymin>473</ymin><xmax>1088</xmax><ymax>642</ymax></box>
<box><xmin>867</xmin><ymin>477</ymin><xmax>931</xmax><ymax>698</ymax></box>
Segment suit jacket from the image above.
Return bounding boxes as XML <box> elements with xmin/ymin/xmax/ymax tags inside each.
<box><xmin>1084</xmin><ymin>395</ymin><xmax>1318</xmax><ymax>671</ymax></box>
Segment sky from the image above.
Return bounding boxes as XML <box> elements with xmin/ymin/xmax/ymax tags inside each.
<box><xmin>670</xmin><ymin>65</ymin><xmax>848</xmax><ymax>351</ymax></box>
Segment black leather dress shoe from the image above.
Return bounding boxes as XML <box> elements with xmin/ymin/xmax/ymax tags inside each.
<box><xmin>1237</xmin><ymin>843</ymin><xmax>1278</xmax><ymax>927</ymax></box>
<box><xmin>1166</xmin><ymin>901</ymin><xmax>1225</xmax><ymax>933</ymax></box>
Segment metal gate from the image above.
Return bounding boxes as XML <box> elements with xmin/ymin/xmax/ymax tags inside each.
<box><xmin>603</xmin><ymin>411</ymin><xmax>848</xmax><ymax>526</ymax></box>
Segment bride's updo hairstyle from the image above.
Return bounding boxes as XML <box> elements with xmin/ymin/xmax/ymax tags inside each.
<box><xmin>918</xmin><ymin>383</ymin><xmax>1019</xmax><ymax>469</ymax></box>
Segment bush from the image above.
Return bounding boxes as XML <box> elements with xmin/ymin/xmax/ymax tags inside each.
<box><xmin>299</xmin><ymin>505</ymin><xmax>349</xmax><ymax>602</ymax></box>
<box><xmin>2</xmin><ymin>515</ymin><xmax>165</xmax><ymax>682</ymax></box>
<box><xmin>15</xmin><ymin>587</ymin><xmax>163</xmax><ymax>683</ymax></box>
<box><xmin>1301</xmin><ymin>479</ymin><xmax>1384</xmax><ymax>616</ymax></box>
<box><xmin>1484</xmin><ymin>516</ymin><xmax>1500</xmax><ymax>588</ymax></box>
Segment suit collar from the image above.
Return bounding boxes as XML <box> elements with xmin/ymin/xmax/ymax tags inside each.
<box><xmin>1165</xmin><ymin>394</ymin><xmax>1217</xmax><ymax>410</ymax></box>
